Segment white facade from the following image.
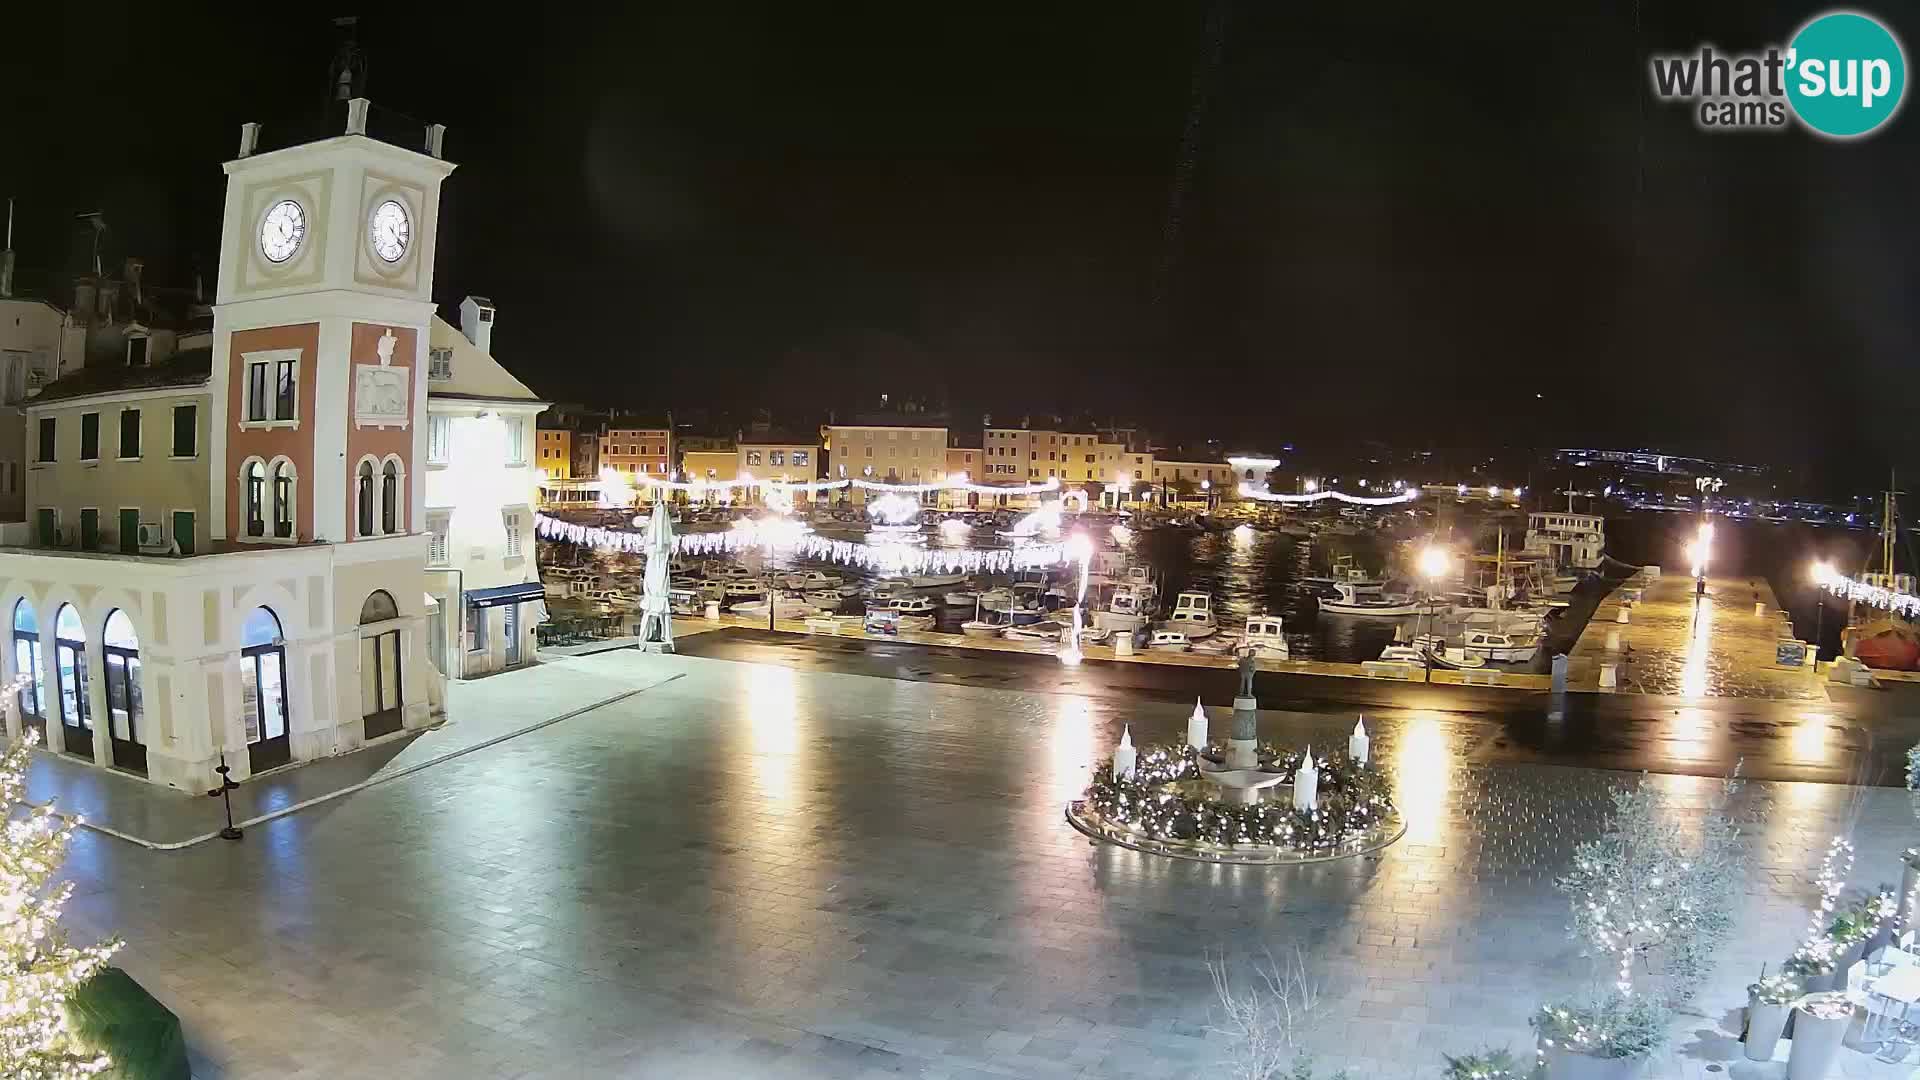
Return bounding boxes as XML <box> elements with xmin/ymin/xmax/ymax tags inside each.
<box><xmin>421</xmin><ymin>306</ymin><xmax>547</xmax><ymax>680</ymax></box>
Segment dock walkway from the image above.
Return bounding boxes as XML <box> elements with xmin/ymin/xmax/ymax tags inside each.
<box><xmin>1567</xmin><ymin>567</ymin><xmax>1822</xmax><ymax>700</ymax></box>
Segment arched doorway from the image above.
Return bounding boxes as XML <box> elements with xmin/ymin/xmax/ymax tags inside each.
<box><xmin>102</xmin><ymin>610</ymin><xmax>146</xmax><ymax>776</ymax></box>
<box><xmin>359</xmin><ymin>590</ymin><xmax>403</xmax><ymax>739</ymax></box>
<box><xmin>12</xmin><ymin>600</ymin><xmax>44</xmax><ymax>741</ymax></box>
<box><xmin>241</xmin><ymin>607</ymin><xmax>291</xmax><ymax>773</ymax></box>
<box><xmin>53</xmin><ymin>604</ymin><xmax>91</xmax><ymax>760</ymax></box>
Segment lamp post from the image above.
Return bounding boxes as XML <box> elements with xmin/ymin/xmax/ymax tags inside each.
<box><xmin>1811</xmin><ymin>559</ymin><xmax>1832</xmax><ymax>671</ymax></box>
<box><xmin>1417</xmin><ymin>545</ymin><xmax>1449</xmax><ymax>657</ymax></box>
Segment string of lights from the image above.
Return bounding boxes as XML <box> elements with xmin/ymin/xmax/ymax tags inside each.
<box><xmin>1235</xmin><ymin>484</ymin><xmax>1420</xmax><ymax>506</ymax></box>
<box><xmin>1815</xmin><ymin>567</ymin><xmax>1920</xmax><ymax>618</ymax></box>
<box><xmin>533</xmin><ymin>512</ymin><xmax>1073</xmax><ymax>575</ymax></box>
<box><xmin>623</xmin><ymin>472</ymin><xmax>1063</xmax><ymax>496</ymax></box>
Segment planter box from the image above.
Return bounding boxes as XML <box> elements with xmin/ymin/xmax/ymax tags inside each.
<box><xmin>1745</xmin><ymin>998</ymin><xmax>1790</xmax><ymax>1061</ymax></box>
<box><xmin>1787</xmin><ymin>996</ymin><xmax>1853</xmax><ymax>1080</ymax></box>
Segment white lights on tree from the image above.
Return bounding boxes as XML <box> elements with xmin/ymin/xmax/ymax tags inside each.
<box><xmin>0</xmin><ymin>716</ymin><xmax>122</xmax><ymax>1078</ymax></box>
<box><xmin>867</xmin><ymin>493</ymin><xmax>920</xmax><ymax>526</ymax></box>
<box><xmin>597</xmin><ymin>466</ymin><xmax>637</xmax><ymax>510</ymax></box>
<box><xmin>1236</xmin><ymin>484</ymin><xmax>1419</xmax><ymax>507</ymax></box>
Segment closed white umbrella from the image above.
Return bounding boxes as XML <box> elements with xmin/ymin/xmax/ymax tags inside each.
<box><xmin>638</xmin><ymin>499</ymin><xmax>675</xmax><ymax>652</ymax></box>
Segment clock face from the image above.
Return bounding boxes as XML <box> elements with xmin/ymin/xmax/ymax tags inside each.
<box><xmin>368</xmin><ymin>199</ymin><xmax>411</xmax><ymax>263</ymax></box>
<box><xmin>259</xmin><ymin>200</ymin><xmax>306</xmax><ymax>264</ymax></box>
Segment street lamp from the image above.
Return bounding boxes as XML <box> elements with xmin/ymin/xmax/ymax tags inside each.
<box><xmin>1303</xmin><ymin>478</ymin><xmax>1318</xmax><ymax>494</ymax></box>
<box><xmin>1810</xmin><ymin>559</ymin><xmax>1833</xmax><ymax>669</ymax></box>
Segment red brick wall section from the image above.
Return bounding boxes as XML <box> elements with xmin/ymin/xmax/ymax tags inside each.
<box><xmin>226</xmin><ymin>323</ymin><xmax>319</xmax><ymax>541</ymax></box>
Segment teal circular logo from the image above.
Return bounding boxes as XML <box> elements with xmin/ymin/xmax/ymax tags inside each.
<box><xmin>1786</xmin><ymin>11</ymin><xmax>1907</xmax><ymax>138</ymax></box>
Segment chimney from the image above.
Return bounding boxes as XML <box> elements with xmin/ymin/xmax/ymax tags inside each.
<box><xmin>238</xmin><ymin>122</ymin><xmax>260</xmax><ymax>158</ymax></box>
<box><xmin>72</xmin><ymin>276</ymin><xmax>97</xmax><ymax>326</ymax></box>
<box><xmin>459</xmin><ymin>295</ymin><xmax>495</xmax><ymax>354</ymax></box>
<box><xmin>124</xmin><ymin>258</ymin><xmax>144</xmax><ymax>307</ymax></box>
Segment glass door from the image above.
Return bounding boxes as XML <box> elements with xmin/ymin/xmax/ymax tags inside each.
<box><xmin>243</xmin><ymin>647</ymin><xmax>290</xmax><ymax>773</ymax></box>
<box><xmin>56</xmin><ymin>638</ymin><xmax>91</xmax><ymax>759</ymax></box>
<box><xmin>360</xmin><ymin>630</ymin><xmax>402</xmax><ymax>739</ymax></box>
<box><xmin>504</xmin><ymin>604</ymin><xmax>521</xmax><ymax>667</ymax></box>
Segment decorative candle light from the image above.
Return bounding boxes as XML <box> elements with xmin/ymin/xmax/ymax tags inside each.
<box><xmin>1112</xmin><ymin>726</ymin><xmax>1137</xmax><ymax>782</ymax></box>
<box><xmin>1348</xmin><ymin>716</ymin><xmax>1370</xmax><ymax>766</ymax></box>
<box><xmin>1293</xmin><ymin>746</ymin><xmax>1319</xmax><ymax>811</ymax></box>
<box><xmin>1187</xmin><ymin>698</ymin><xmax>1208</xmax><ymax>750</ymax></box>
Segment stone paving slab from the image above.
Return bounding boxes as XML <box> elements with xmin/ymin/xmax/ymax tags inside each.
<box><xmin>53</xmin><ymin>649</ymin><xmax>1920</xmax><ymax>1079</ymax></box>
<box><xmin>27</xmin><ymin>654</ymin><xmax>686</xmax><ymax>846</ymax></box>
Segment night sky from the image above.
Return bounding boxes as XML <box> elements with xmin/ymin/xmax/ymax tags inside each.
<box><xmin>7</xmin><ymin>3</ymin><xmax>1917</xmax><ymax>487</ymax></box>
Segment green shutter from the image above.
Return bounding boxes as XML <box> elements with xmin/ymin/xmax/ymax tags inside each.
<box><xmin>119</xmin><ymin>509</ymin><xmax>139</xmax><ymax>553</ymax></box>
<box><xmin>79</xmin><ymin>509</ymin><xmax>98</xmax><ymax>550</ymax></box>
<box><xmin>35</xmin><ymin>509</ymin><xmax>54</xmax><ymax>547</ymax></box>
<box><xmin>171</xmin><ymin>511</ymin><xmax>194</xmax><ymax>556</ymax></box>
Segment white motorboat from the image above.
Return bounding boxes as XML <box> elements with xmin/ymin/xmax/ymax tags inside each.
<box><xmin>782</xmin><ymin>569</ymin><xmax>844</xmax><ymax>590</ymax></box>
<box><xmin>1093</xmin><ymin>583</ymin><xmax>1151</xmax><ymax>633</ymax></box>
<box><xmin>1377</xmin><ymin>644</ymin><xmax>1427</xmax><ymax>665</ymax></box>
<box><xmin>721</xmin><ymin>581</ymin><xmax>766</xmax><ymax>602</ymax></box>
<box><xmin>803</xmin><ymin>590</ymin><xmax>848</xmax><ymax>609</ymax></box>
<box><xmin>961</xmin><ymin>619</ymin><xmax>1004</xmax><ymax>638</ymax></box>
<box><xmin>669</xmin><ymin>588</ymin><xmax>703</xmax><ymax>616</ymax></box>
<box><xmin>1146</xmin><ymin>629</ymin><xmax>1192</xmax><ymax>652</ymax></box>
<box><xmin>868</xmin><ymin>596</ymin><xmax>936</xmax><ymax>629</ymax></box>
<box><xmin>983</xmin><ymin>583</ymin><xmax>1049</xmax><ymax>624</ymax></box>
<box><xmin>728</xmin><ymin>596</ymin><xmax>816</xmax><ymax>620</ymax></box>
<box><xmin>943</xmin><ymin>590</ymin><xmax>981</xmax><ymax>607</ymax></box>
<box><xmin>1318</xmin><ymin>583</ymin><xmax>1427</xmax><ymax>617</ymax></box>
<box><xmin>1159</xmin><ymin>591</ymin><xmax>1218</xmax><ymax>639</ymax></box>
<box><xmin>1427</xmin><ymin>646</ymin><xmax>1486</xmax><ymax>670</ymax></box>
<box><xmin>1191</xmin><ymin>634</ymin><xmax>1239</xmax><ymax>656</ymax></box>
<box><xmin>864</xmin><ymin>577</ymin><xmax>917</xmax><ymax>600</ymax></box>
<box><xmin>1242</xmin><ymin>615</ymin><xmax>1289</xmax><ymax>660</ymax></box>
<box><xmin>705</xmin><ymin>563</ymin><xmax>754</xmax><ymax>581</ymax></box>
<box><xmin>1462</xmin><ymin>629</ymin><xmax>1539</xmax><ymax>663</ymax></box>
<box><xmin>673</xmin><ymin>576</ymin><xmax>725</xmax><ymax>602</ymax></box>
<box><xmin>909</xmin><ymin>572</ymin><xmax>968</xmax><ymax>589</ymax></box>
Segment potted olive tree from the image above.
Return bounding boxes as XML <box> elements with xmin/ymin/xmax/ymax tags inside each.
<box><xmin>1743</xmin><ymin>973</ymin><xmax>1798</xmax><ymax>1061</ymax></box>
<box><xmin>1534</xmin><ymin>774</ymin><xmax>1746</xmax><ymax>1079</ymax></box>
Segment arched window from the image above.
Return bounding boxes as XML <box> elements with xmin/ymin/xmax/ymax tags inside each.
<box><xmin>381</xmin><ymin>459</ymin><xmax>400</xmax><ymax>534</ymax></box>
<box><xmin>359</xmin><ymin>591</ymin><xmax>404</xmax><ymax>738</ymax></box>
<box><xmin>271</xmin><ymin>459</ymin><xmax>296</xmax><ymax>539</ymax></box>
<box><xmin>12</xmin><ymin>599</ymin><xmax>42</xmax><ymax>733</ymax></box>
<box><xmin>244</xmin><ymin>459</ymin><xmax>266</xmax><ymax>537</ymax></box>
<box><xmin>356</xmin><ymin>460</ymin><xmax>376</xmax><ymax>537</ymax></box>
<box><xmin>241</xmin><ymin>607</ymin><xmax>291</xmax><ymax>773</ymax></box>
<box><xmin>359</xmin><ymin>590</ymin><xmax>399</xmax><ymax>623</ymax></box>
<box><xmin>102</xmin><ymin>610</ymin><xmax>144</xmax><ymax>775</ymax></box>
<box><xmin>53</xmin><ymin>603</ymin><xmax>90</xmax><ymax>760</ymax></box>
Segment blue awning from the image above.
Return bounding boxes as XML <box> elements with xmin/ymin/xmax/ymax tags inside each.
<box><xmin>467</xmin><ymin>582</ymin><xmax>547</xmax><ymax>608</ymax></box>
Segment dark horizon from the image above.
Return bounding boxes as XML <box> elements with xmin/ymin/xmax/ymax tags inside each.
<box><xmin>8</xmin><ymin>3</ymin><xmax>1918</xmax><ymax>487</ymax></box>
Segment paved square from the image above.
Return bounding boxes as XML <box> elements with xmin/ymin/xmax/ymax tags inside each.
<box><xmin>57</xmin><ymin>651</ymin><xmax>1920</xmax><ymax>1078</ymax></box>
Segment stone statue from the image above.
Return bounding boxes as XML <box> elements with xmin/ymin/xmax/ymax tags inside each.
<box><xmin>1236</xmin><ymin>646</ymin><xmax>1257</xmax><ymax>700</ymax></box>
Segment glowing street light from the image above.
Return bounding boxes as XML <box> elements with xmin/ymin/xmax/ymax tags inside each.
<box><xmin>1418</xmin><ymin>545</ymin><xmax>1451</xmax><ymax>581</ymax></box>
<box><xmin>1303</xmin><ymin>479</ymin><xmax>1318</xmax><ymax>494</ymax></box>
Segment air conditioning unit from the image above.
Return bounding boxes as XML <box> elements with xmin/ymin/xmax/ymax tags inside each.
<box><xmin>136</xmin><ymin>522</ymin><xmax>169</xmax><ymax>552</ymax></box>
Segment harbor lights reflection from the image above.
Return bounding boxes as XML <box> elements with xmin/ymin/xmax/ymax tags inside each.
<box><xmin>745</xmin><ymin>663</ymin><xmax>800</xmax><ymax>803</ymax></box>
<box><xmin>1392</xmin><ymin>714</ymin><xmax>1452</xmax><ymax>845</ymax></box>
<box><xmin>1664</xmin><ymin>708</ymin><xmax>1714</xmax><ymax>762</ymax></box>
<box><xmin>1049</xmin><ymin>696</ymin><xmax>1096</xmax><ymax>799</ymax></box>
<box><xmin>1789</xmin><ymin>712</ymin><xmax>1833</xmax><ymax>764</ymax></box>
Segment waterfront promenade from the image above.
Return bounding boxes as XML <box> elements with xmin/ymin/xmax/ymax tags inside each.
<box><xmin>1566</xmin><ymin>569</ymin><xmax>1823</xmax><ymax>700</ymax></box>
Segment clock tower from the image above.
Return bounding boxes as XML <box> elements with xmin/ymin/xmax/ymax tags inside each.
<box><xmin>210</xmin><ymin>100</ymin><xmax>456</xmax><ymax>545</ymax></box>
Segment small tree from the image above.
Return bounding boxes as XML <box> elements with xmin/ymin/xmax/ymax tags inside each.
<box><xmin>1208</xmin><ymin>948</ymin><xmax>1347</xmax><ymax>1080</ymax></box>
<box><xmin>1537</xmin><ymin>773</ymin><xmax>1747</xmax><ymax>1057</ymax></box>
<box><xmin>0</xmin><ymin>728</ymin><xmax>121</xmax><ymax>1078</ymax></box>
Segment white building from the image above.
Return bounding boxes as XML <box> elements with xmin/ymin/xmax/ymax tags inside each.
<box><xmin>421</xmin><ymin>297</ymin><xmax>548</xmax><ymax>679</ymax></box>
<box><xmin>0</xmin><ymin>100</ymin><xmax>452</xmax><ymax>790</ymax></box>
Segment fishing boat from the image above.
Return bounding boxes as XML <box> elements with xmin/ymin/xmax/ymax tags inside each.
<box><xmin>1318</xmin><ymin>582</ymin><xmax>1426</xmax><ymax>617</ymax></box>
<box><xmin>803</xmin><ymin>590</ymin><xmax>848</xmax><ymax>610</ymax></box>
<box><xmin>1242</xmin><ymin>614</ymin><xmax>1289</xmax><ymax>659</ymax></box>
<box><xmin>1461</xmin><ymin>629</ymin><xmax>1539</xmax><ymax>663</ymax></box>
<box><xmin>943</xmin><ymin>589</ymin><xmax>981</xmax><ymax>607</ymax></box>
<box><xmin>1159</xmin><ymin>591</ymin><xmax>1218</xmax><ymax>639</ymax></box>
<box><xmin>721</xmin><ymin>581</ymin><xmax>766</xmax><ymax>603</ymax></box>
<box><xmin>983</xmin><ymin>583</ymin><xmax>1049</xmax><ymax>624</ymax></box>
<box><xmin>1426</xmin><ymin>645</ymin><xmax>1486</xmax><ymax>670</ymax></box>
<box><xmin>863</xmin><ymin>577</ymin><xmax>917</xmax><ymax>600</ymax></box>
<box><xmin>1145</xmin><ymin>629</ymin><xmax>1192</xmax><ymax>652</ymax></box>
<box><xmin>1093</xmin><ymin>583</ymin><xmax>1151</xmax><ymax>633</ymax></box>
<box><xmin>1843</xmin><ymin>479</ymin><xmax>1920</xmax><ymax>670</ymax></box>
<box><xmin>960</xmin><ymin>595</ymin><xmax>1008</xmax><ymax>638</ymax></box>
<box><xmin>668</xmin><ymin>588</ymin><xmax>703</xmax><ymax>616</ymax></box>
<box><xmin>909</xmin><ymin>571</ymin><xmax>968</xmax><ymax>589</ymax></box>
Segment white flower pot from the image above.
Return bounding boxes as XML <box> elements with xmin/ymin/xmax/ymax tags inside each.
<box><xmin>1745</xmin><ymin>999</ymin><xmax>1790</xmax><ymax>1061</ymax></box>
<box><xmin>1542</xmin><ymin>1045</ymin><xmax>1643</xmax><ymax>1080</ymax></box>
<box><xmin>1787</xmin><ymin>1000</ymin><xmax>1852</xmax><ymax>1080</ymax></box>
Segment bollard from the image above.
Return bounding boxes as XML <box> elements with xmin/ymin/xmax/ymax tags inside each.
<box><xmin>1755</xmin><ymin>602</ymin><xmax>1766</xmax><ymax>617</ymax></box>
<box><xmin>1605</xmin><ymin>629</ymin><xmax>1620</xmax><ymax>652</ymax></box>
<box><xmin>704</xmin><ymin>600</ymin><xmax>721</xmax><ymax>621</ymax></box>
<box><xmin>1615</xmin><ymin>606</ymin><xmax>1630</xmax><ymax>624</ymax></box>
<box><xmin>1599</xmin><ymin>662</ymin><xmax>1617</xmax><ymax>689</ymax></box>
<box><xmin>1114</xmin><ymin>633</ymin><xmax>1134</xmax><ymax>657</ymax></box>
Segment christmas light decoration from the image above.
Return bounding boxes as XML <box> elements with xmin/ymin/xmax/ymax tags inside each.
<box><xmin>1072</xmin><ymin>739</ymin><xmax>1395</xmax><ymax>855</ymax></box>
<box><xmin>1235</xmin><ymin>484</ymin><xmax>1419</xmax><ymax>506</ymax></box>
<box><xmin>535</xmin><ymin>512</ymin><xmax>1072</xmax><ymax>576</ymax></box>
<box><xmin>1818</xmin><ymin>568</ymin><xmax>1920</xmax><ymax>618</ymax></box>
<box><xmin>866</xmin><ymin>493</ymin><xmax>920</xmax><ymax>526</ymax></box>
<box><xmin>0</xmin><ymin>719</ymin><xmax>121</xmax><ymax>1078</ymax></box>
<box><xmin>623</xmin><ymin>473</ymin><xmax>1061</xmax><ymax>496</ymax></box>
